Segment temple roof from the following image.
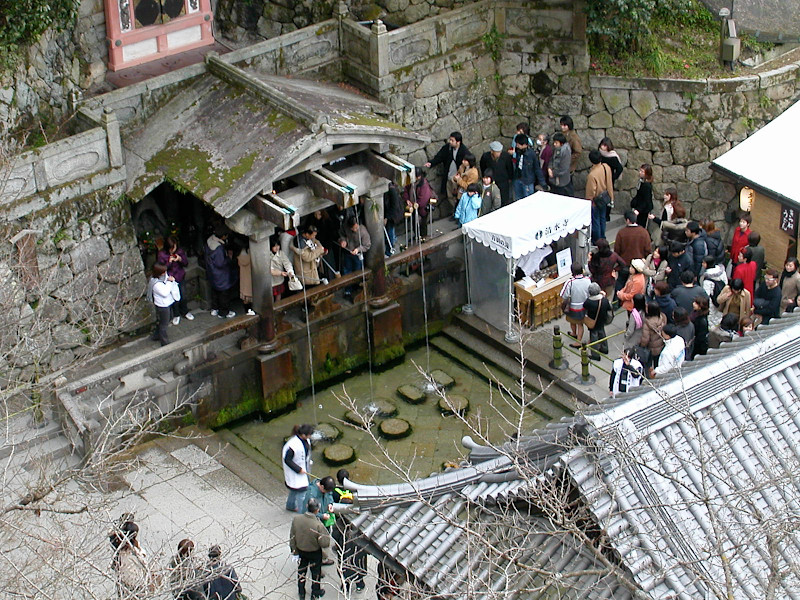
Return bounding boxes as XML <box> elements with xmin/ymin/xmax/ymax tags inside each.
<box><xmin>123</xmin><ymin>63</ymin><xmax>426</xmax><ymax>218</ymax></box>
<box><xmin>345</xmin><ymin>312</ymin><xmax>800</xmax><ymax>599</ymax></box>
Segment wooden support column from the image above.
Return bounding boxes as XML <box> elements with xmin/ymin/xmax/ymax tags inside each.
<box><xmin>363</xmin><ymin>191</ymin><xmax>387</xmax><ymax>302</ymax></box>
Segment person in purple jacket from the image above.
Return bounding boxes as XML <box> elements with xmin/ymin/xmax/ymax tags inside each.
<box><xmin>158</xmin><ymin>236</ymin><xmax>194</xmax><ymax>325</ymax></box>
<box><xmin>205</xmin><ymin>225</ymin><xmax>238</xmax><ymax>319</ymax></box>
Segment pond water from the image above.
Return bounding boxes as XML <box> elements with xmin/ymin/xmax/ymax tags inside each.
<box><xmin>228</xmin><ymin>343</ymin><xmax>549</xmax><ymax>486</ymax></box>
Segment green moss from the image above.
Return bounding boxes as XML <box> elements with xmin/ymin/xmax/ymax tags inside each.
<box><xmin>143</xmin><ymin>137</ymin><xmax>260</xmax><ymax>203</ymax></box>
<box><xmin>266</xmin><ymin>111</ymin><xmax>298</xmax><ymax>136</ymax></box>
<box><xmin>373</xmin><ymin>343</ymin><xmax>405</xmax><ymax>367</ymax></box>
<box><xmin>263</xmin><ymin>386</ymin><xmax>295</xmax><ymax>414</ymax></box>
<box><xmin>181</xmin><ymin>411</ymin><xmax>197</xmax><ymax>426</ymax></box>
<box><xmin>208</xmin><ymin>386</ymin><xmax>261</xmax><ymax>428</ymax></box>
<box><xmin>315</xmin><ymin>23</ymin><xmax>336</xmax><ymax>36</ymax></box>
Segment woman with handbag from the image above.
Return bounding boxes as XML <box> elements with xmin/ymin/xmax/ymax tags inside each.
<box><xmin>582</xmin><ymin>283</ymin><xmax>613</xmax><ymax>360</ymax></box>
<box><xmin>560</xmin><ymin>263</ymin><xmax>592</xmax><ymax>348</ymax></box>
<box><xmin>639</xmin><ymin>301</ymin><xmax>667</xmax><ymax>369</ymax></box>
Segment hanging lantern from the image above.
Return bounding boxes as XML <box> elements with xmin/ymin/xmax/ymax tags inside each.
<box><xmin>739</xmin><ymin>186</ymin><xmax>755</xmax><ymax>212</ymax></box>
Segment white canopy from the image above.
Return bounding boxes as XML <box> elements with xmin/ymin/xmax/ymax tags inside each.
<box><xmin>712</xmin><ymin>99</ymin><xmax>800</xmax><ymax>205</ymax></box>
<box><xmin>461</xmin><ymin>191</ymin><xmax>591</xmax><ymax>259</ymax></box>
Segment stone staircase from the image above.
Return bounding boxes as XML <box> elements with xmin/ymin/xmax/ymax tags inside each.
<box><xmin>432</xmin><ymin>324</ymin><xmax>578</xmax><ymax>423</ymax></box>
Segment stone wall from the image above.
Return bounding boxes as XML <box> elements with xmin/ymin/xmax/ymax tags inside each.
<box><xmin>1</xmin><ymin>182</ymin><xmax>148</xmax><ymax>387</ymax></box>
<box><xmin>0</xmin><ymin>0</ymin><xmax>109</xmax><ymax>133</ymax></box>
<box><xmin>213</xmin><ymin>0</ymin><xmax>473</xmax><ymax>44</ymax></box>
<box><xmin>497</xmin><ymin>40</ymin><xmax>800</xmax><ymax>232</ymax></box>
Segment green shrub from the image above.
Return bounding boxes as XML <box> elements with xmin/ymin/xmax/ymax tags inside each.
<box><xmin>0</xmin><ymin>0</ymin><xmax>80</xmax><ymax>69</ymax></box>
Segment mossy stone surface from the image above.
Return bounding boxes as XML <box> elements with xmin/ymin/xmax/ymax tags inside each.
<box><xmin>397</xmin><ymin>384</ymin><xmax>425</xmax><ymax>404</ymax></box>
<box><xmin>438</xmin><ymin>394</ymin><xmax>469</xmax><ymax>417</ymax></box>
<box><xmin>323</xmin><ymin>443</ymin><xmax>356</xmax><ymax>466</ymax></box>
<box><xmin>379</xmin><ymin>418</ymin><xmax>412</xmax><ymax>440</ymax></box>
<box><xmin>431</xmin><ymin>369</ymin><xmax>454</xmax><ymax>389</ymax></box>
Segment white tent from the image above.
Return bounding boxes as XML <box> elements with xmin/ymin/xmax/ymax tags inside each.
<box><xmin>461</xmin><ymin>191</ymin><xmax>591</xmax><ymax>340</ymax></box>
<box><xmin>711</xmin><ymin>98</ymin><xmax>800</xmax><ymax>205</ymax></box>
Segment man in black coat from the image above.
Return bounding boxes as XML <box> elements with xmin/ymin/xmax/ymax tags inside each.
<box><xmin>754</xmin><ymin>268</ymin><xmax>782</xmax><ymax>324</ymax></box>
<box><xmin>480</xmin><ymin>141</ymin><xmax>514</xmax><ymax>207</ymax></box>
<box><xmin>425</xmin><ymin>131</ymin><xmax>469</xmax><ymax>215</ymax></box>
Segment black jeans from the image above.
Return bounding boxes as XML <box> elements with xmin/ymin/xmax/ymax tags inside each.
<box><xmin>210</xmin><ymin>287</ymin><xmax>232</xmax><ymax>314</ymax></box>
<box><xmin>589</xmin><ymin>326</ymin><xmax>608</xmax><ymax>358</ymax></box>
<box><xmin>151</xmin><ymin>305</ymin><xmax>171</xmax><ymax>346</ymax></box>
<box><xmin>298</xmin><ymin>549</ymin><xmax>323</xmax><ymax>597</ymax></box>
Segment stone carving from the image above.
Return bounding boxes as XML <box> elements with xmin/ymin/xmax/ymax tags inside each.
<box><xmin>390</xmin><ymin>38</ymin><xmax>431</xmax><ymax>67</ymax></box>
<box><xmin>1</xmin><ymin>165</ymin><xmax>36</xmax><ymax>204</ymax></box>
<box><xmin>290</xmin><ymin>39</ymin><xmax>334</xmax><ymax>65</ymax></box>
<box><xmin>51</xmin><ymin>150</ymin><xmax>104</xmax><ymax>182</ymax></box>
<box><xmin>451</xmin><ymin>19</ymin><xmax>488</xmax><ymax>46</ymax></box>
<box><xmin>506</xmin><ymin>10</ymin><xmax>567</xmax><ymax>35</ymax></box>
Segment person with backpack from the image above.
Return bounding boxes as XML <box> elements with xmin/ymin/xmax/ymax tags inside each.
<box><xmin>700</xmin><ymin>220</ymin><xmax>725</xmax><ymax>265</ymax></box>
<box><xmin>640</xmin><ymin>301</ymin><xmax>667</xmax><ymax>369</ymax></box>
<box><xmin>582</xmin><ymin>283</ymin><xmax>613</xmax><ymax>360</ymax></box>
<box><xmin>700</xmin><ymin>255</ymin><xmax>728</xmax><ymax>327</ymax></box>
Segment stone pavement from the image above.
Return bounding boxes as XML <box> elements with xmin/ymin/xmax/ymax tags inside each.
<box><xmin>108</xmin><ymin>429</ymin><xmax>377</xmax><ymax>599</ymax></box>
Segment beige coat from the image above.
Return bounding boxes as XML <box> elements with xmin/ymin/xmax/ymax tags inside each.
<box><xmin>237</xmin><ymin>250</ymin><xmax>253</xmax><ymax>301</ymax></box>
<box><xmin>781</xmin><ymin>271</ymin><xmax>800</xmax><ymax>311</ymax></box>
<box><xmin>292</xmin><ymin>241</ymin><xmax>325</xmax><ymax>285</ymax></box>
<box><xmin>585</xmin><ymin>162</ymin><xmax>614</xmax><ymax>203</ymax></box>
<box><xmin>717</xmin><ymin>286</ymin><xmax>752</xmax><ymax>322</ymax></box>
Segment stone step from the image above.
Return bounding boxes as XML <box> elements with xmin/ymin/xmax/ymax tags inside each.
<box><xmin>18</xmin><ymin>433</ymin><xmax>80</xmax><ymax>473</ymax></box>
<box><xmin>434</xmin><ymin>328</ymin><xmax>575</xmax><ymax>421</ymax></box>
<box><xmin>0</xmin><ymin>415</ymin><xmax>65</xmax><ymax>461</ymax></box>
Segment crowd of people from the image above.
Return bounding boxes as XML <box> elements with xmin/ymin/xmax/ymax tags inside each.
<box><xmin>109</xmin><ymin>514</ymin><xmax>241</xmax><ymax>600</ymax></box>
<box><xmin>558</xmin><ymin>203</ymin><xmax>796</xmax><ymax>392</ymax></box>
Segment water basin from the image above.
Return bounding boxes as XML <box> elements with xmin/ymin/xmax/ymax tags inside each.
<box><xmin>227</xmin><ymin>343</ymin><xmax>551</xmax><ymax>485</ymax></box>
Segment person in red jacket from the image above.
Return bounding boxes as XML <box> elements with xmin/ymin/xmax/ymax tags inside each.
<box><xmin>732</xmin><ymin>247</ymin><xmax>757</xmax><ymax>305</ymax></box>
<box><xmin>729</xmin><ymin>214</ymin><xmax>751</xmax><ymax>268</ymax></box>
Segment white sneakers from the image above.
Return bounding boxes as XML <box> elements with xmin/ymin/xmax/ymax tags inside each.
<box><xmin>185</xmin><ymin>312</ymin><xmax>194</xmax><ymax>320</ymax></box>
<box><xmin>246</xmin><ymin>309</ymin><xmax>256</xmax><ymax>316</ymax></box>
<box><xmin>210</xmin><ymin>309</ymin><xmax>219</xmax><ymax>317</ymax></box>
<box><xmin>172</xmin><ymin>316</ymin><xmax>180</xmax><ymax>325</ymax></box>
<box><xmin>225</xmin><ymin>311</ymin><xmax>236</xmax><ymax>318</ymax></box>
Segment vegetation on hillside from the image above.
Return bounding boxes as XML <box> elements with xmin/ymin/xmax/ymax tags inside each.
<box><xmin>0</xmin><ymin>0</ymin><xmax>80</xmax><ymax>69</ymax></box>
<box><xmin>585</xmin><ymin>0</ymin><xmax>772</xmax><ymax>78</ymax></box>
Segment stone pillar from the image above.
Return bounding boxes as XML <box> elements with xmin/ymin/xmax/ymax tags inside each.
<box><xmin>369</xmin><ymin>19</ymin><xmax>389</xmax><ymax>79</ymax></box>
<box><xmin>250</xmin><ymin>226</ymin><xmax>276</xmax><ymax>343</ymax></box>
<box><xmin>363</xmin><ymin>193</ymin><xmax>387</xmax><ymax>300</ymax></box>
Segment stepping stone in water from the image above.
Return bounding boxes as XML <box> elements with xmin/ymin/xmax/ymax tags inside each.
<box><xmin>397</xmin><ymin>384</ymin><xmax>426</xmax><ymax>404</ymax></box>
<box><xmin>379</xmin><ymin>418</ymin><xmax>412</xmax><ymax>440</ymax></box>
<box><xmin>431</xmin><ymin>370</ymin><xmax>455</xmax><ymax>389</ymax></box>
<box><xmin>313</xmin><ymin>422</ymin><xmax>341</xmax><ymax>442</ymax></box>
<box><xmin>438</xmin><ymin>394</ymin><xmax>469</xmax><ymax>417</ymax></box>
<box><xmin>323</xmin><ymin>443</ymin><xmax>356</xmax><ymax>466</ymax></box>
<box><xmin>370</xmin><ymin>397</ymin><xmax>398</xmax><ymax>417</ymax></box>
<box><xmin>344</xmin><ymin>410</ymin><xmax>371</xmax><ymax>429</ymax></box>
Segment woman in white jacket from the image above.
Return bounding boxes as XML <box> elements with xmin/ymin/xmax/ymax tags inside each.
<box><xmin>148</xmin><ymin>262</ymin><xmax>178</xmax><ymax>346</ymax></box>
